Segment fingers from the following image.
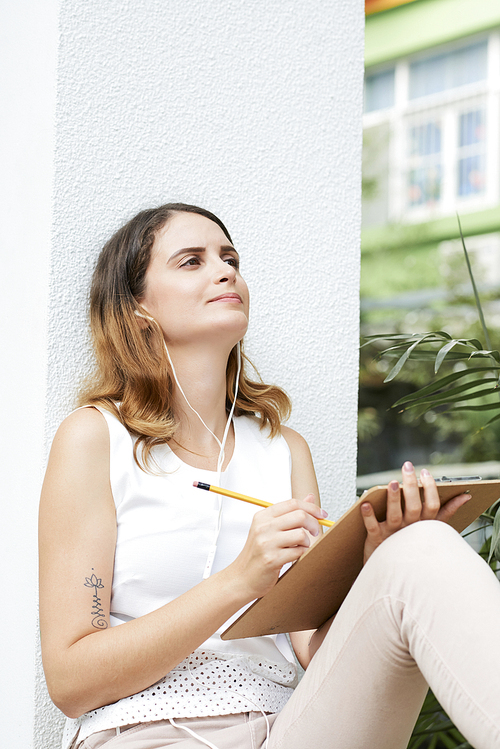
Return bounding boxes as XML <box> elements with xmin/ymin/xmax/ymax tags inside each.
<box><xmin>271</xmin><ymin>495</ymin><xmax>325</xmax><ymax>519</ymax></box>
<box><xmin>386</xmin><ymin>480</ymin><xmax>403</xmax><ymax>527</ymax></box>
<box><xmin>361</xmin><ymin>463</ymin><xmax>471</xmax><ymax>567</ymax></box>
<box><xmin>400</xmin><ymin>463</ymin><xmax>441</xmax><ymax>523</ymax></box>
<box><xmin>274</xmin><ymin>508</ymin><xmax>321</xmax><ymax>537</ymax></box>
<box><xmin>392</xmin><ymin>464</ymin><xmax>466</xmax><ymax>524</ymax></box>
<box><xmin>401</xmin><ymin>462</ymin><xmax>422</xmax><ymax>523</ymax></box>
<box><xmin>361</xmin><ymin>501</ymin><xmax>384</xmax><ymax>544</ymax></box>
<box><xmin>419</xmin><ymin>468</ymin><xmax>441</xmax><ymax>520</ymax></box>
<box><xmin>437</xmin><ymin>492</ymin><xmax>471</xmax><ymax>522</ymax></box>
<box><xmin>267</xmin><ymin>496</ymin><xmax>326</xmax><ymax>537</ymax></box>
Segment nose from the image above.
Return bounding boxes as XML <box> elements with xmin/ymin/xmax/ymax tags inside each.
<box><xmin>214</xmin><ymin>258</ymin><xmax>237</xmax><ymax>284</ymax></box>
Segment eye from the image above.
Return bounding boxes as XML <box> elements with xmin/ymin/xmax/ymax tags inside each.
<box><xmin>180</xmin><ymin>256</ymin><xmax>201</xmax><ymax>268</ymax></box>
<box><xmin>224</xmin><ymin>256</ymin><xmax>240</xmax><ymax>269</ymax></box>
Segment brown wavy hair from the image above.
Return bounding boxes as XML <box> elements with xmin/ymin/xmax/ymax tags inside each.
<box><xmin>78</xmin><ymin>203</ymin><xmax>291</xmax><ymax>469</ymax></box>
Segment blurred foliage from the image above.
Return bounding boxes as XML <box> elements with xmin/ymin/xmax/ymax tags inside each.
<box><xmin>360</xmin><ymin>228</ymin><xmax>500</xmax><ymax>748</ymax></box>
<box><xmin>359</xmin><ymin>312</ymin><xmax>500</xmax><ymax>472</ymax></box>
<box><xmin>408</xmin><ymin>689</ymin><xmax>470</xmax><ymax>749</ymax></box>
<box><xmin>359</xmin><ymin>231</ymin><xmax>500</xmax><ymax>473</ymax></box>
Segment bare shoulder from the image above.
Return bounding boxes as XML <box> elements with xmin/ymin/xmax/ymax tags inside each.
<box><xmin>51</xmin><ymin>406</ymin><xmax>109</xmax><ymax>455</ymax></box>
<box><xmin>41</xmin><ymin>406</ymin><xmax>111</xmax><ymax>516</ymax></box>
<box><xmin>281</xmin><ymin>426</ymin><xmax>320</xmax><ymax>502</ymax></box>
<box><xmin>280</xmin><ymin>425</ymin><xmax>312</xmax><ymax>459</ymax></box>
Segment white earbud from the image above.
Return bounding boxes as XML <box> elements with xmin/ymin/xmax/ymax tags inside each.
<box><xmin>134</xmin><ymin>309</ymin><xmax>156</xmax><ymax>322</ymax></box>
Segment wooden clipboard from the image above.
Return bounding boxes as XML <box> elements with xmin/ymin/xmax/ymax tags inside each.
<box><xmin>221</xmin><ymin>479</ymin><xmax>500</xmax><ymax>640</ymax></box>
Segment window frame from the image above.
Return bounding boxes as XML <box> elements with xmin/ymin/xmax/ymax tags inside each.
<box><xmin>363</xmin><ymin>30</ymin><xmax>500</xmax><ymax>225</ymax></box>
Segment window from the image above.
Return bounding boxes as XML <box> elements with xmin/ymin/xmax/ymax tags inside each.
<box><xmin>408</xmin><ymin>121</ymin><xmax>442</xmax><ymax>207</ymax></box>
<box><xmin>457</xmin><ymin>108</ymin><xmax>487</xmax><ymax>197</ymax></box>
<box><xmin>409</xmin><ymin>41</ymin><xmax>487</xmax><ymax>99</ymax></box>
<box><xmin>364</xmin><ymin>68</ymin><xmax>395</xmax><ymax>113</ymax></box>
<box><xmin>362</xmin><ymin>33</ymin><xmax>499</xmax><ymax>227</ymax></box>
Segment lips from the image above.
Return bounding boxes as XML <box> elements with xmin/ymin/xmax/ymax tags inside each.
<box><xmin>208</xmin><ymin>293</ymin><xmax>243</xmax><ymax>303</ymax></box>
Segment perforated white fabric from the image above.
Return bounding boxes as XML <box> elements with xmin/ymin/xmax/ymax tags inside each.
<box><xmin>61</xmin><ymin>411</ymin><xmax>297</xmax><ymax>749</ymax></box>
<box><xmin>63</xmin><ymin>649</ymin><xmax>296</xmax><ymax>747</ymax></box>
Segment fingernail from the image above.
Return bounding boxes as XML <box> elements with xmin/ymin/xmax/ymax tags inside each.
<box><xmin>403</xmin><ymin>461</ymin><xmax>414</xmax><ymax>473</ymax></box>
<box><xmin>389</xmin><ymin>480</ymin><xmax>399</xmax><ymax>491</ymax></box>
<box><xmin>321</xmin><ymin>509</ymin><xmax>328</xmax><ymax>518</ymax></box>
<box><xmin>312</xmin><ymin>527</ymin><xmax>319</xmax><ymax>537</ymax></box>
<box><xmin>421</xmin><ymin>468</ymin><xmax>431</xmax><ymax>477</ymax></box>
<box><xmin>361</xmin><ymin>503</ymin><xmax>371</xmax><ymax>513</ymax></box>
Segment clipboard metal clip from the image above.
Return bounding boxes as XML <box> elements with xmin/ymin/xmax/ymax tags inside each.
<box><xmin>435</xmin><ymin>476</ymin><xmax>482</xmax><ymax>482</ymax></box>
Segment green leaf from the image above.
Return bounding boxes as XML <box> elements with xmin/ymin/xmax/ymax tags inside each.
<box><xmin>484</xmin><ymin>412</ymin><xmax>500</xmax><ymax>427</ymax></box>
<box><xmin>469</xmin><ymin>349</ymin><xmax>500</xmax><ymax>363</ymax></box>
<box><xmin>388</xmin><ymin>349</ymin><xmax>482</xmax><ymax>362</ymax></box>
<box><xmin>392</xmin><ymin>368</ymin><xmax>499</xmax><ymax>407</ymax></box>
<box><xmin>462</xmin><ymin>524</ymin><xmax>491</xmax><ymax>538</ymax></box>
<box><xmin>380</xmin><ymin>339</ymin><xmax>454</xmax><ymax>357</ymax></box>
<box><xmin>384</xmin><ymin>333</ymin><xmax>453</xmax><ymax>383</ymax></box>
<box><xmin>488</xmin><ymin>505</ymin><xmax>500</xmax><ymax>564</ymax></box>
<box><xmin>440</xmin><ymin>731</ymin><xmax>467</xmax><ymax>748</ymax></box>
<box><xmin>428</xmin><ymin>735</ymin><xmax>438</xmax><ymax>749</ymax></box>
<box><xmin>435</xmin><ymin>340</ymin><xmax>460</xmax><ymax>373</ymax></box>
<box><xmin>362</xmin><ymin>331</ymin><xmax>453</xmax><ymax>349</ymax></box>
<box><xmin>408</xmin><ymin>736</ymin><xmax>427</xmax><ymax>749</ymax></box>
<box><xmin>452</xmin><ymin>402</ymin><xmax>500</xmax><ymax>412</ymax></box>
<box><xmin>457</xmin><ymin>213</ymin><xmax>492</xmax><ymax>351</ymax></box>
<box><xmin>395</xmin><ymin>381</ymin><xmax>499</xmax><ymax>410</ymax></box>
<box><xmin>384</xmin><ymin>338</ymin><xmax>424</xmax><ymax>382</ymax></box>
<box><xmin>362</xmin><ymin>332</ymin><xmax>417</xmax><ymax>343</ymax></box>
<box><xmin>467</xmin><ymin>339</ymin><xmax>484</xmax><ymax>350</ymax></box>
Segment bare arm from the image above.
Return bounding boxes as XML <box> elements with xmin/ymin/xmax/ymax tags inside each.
<box><xmin>39</xmin><ymin>410</ymin><xmax>326</xmax><ymax>718</ymax></box>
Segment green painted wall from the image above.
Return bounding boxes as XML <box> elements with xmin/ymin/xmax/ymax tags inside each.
<box><xmin>366</xmin><ymin>0</ymin><xmax>500</xmax><ymax>67</ymax></box>
<box><xmin>361</xmin><ymin>207</ymin><xmax>500</xmax><ymax>255</ymax></box>
<box><xmin>361</xmin><ymin>242</ymin><xmax>442</xmax><ymax>299</ymax></box>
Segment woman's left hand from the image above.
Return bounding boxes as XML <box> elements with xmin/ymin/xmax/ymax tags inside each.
<box><xmin>361</xmin><ymin>461</ymin><xmax>471</xmax><ymax>564</ymax></box>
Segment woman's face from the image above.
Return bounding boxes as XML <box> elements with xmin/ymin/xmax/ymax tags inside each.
<box><xmin>139</xmin><ymin>211</ymin><xmax>249</xmax><ymax>348</ymax></box>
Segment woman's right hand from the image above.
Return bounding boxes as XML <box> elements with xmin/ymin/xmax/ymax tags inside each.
<box><xmin>229</xmin><ymin>494</ymin><xmax>327</xmax><ymax>601</ymax></box>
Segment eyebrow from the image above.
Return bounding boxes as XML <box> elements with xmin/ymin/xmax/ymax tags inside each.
<box><xmin>168</xmin><ymin>245</ymin><xmax>239</xmax><ymax>262</ymax></box>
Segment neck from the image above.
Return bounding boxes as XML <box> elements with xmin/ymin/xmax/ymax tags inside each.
<box><xmin>167</xmin><ymin>341</ymin><xmax>236</xmax><ymax>455</ymax></box>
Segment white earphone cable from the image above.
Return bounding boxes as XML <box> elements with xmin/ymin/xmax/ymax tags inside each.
<box><xmin>162</xmin><ymin>337</ymin><xmax>241</xmax><ymax>579</ymax></box>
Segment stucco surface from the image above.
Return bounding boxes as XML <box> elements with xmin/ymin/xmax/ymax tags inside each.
<box><xmin>37</xmin><ymin>0</ymin><xmax>364</xmax><ymax>745</ymax></box>
<box><xmin>0</xmin><ymin>1</ymin><xmax>58</xmax><ymax>746</ymax></box>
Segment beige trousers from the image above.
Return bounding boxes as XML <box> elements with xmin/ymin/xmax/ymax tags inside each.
<box><xmin>77</xmin><ymin>521</ymin><xmax>500</xmax><ymax>749</ymax></box>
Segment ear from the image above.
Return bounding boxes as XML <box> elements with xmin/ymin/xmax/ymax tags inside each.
<box><xmin>134</xmin><ymin>304</ymin><xmax>156</xmax><ymax>329</ymax></box>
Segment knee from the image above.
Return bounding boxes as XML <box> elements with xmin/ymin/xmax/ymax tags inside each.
<box><xmin>388</xmin><ymin>518</ymin><xmax>458</xmax><ymax>550</ymax></box>
<box><xmin>369</xmin><ymin>520</ymin><xmax>470</xmax><ymax>578</ymax></box>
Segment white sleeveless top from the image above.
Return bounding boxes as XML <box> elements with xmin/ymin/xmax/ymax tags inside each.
<box><xmin>62</xmin><ymin>410</ymin><xmax>298</xmax><ymax>749</ymax></box>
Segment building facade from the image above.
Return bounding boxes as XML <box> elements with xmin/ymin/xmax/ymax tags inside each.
<box><xmin>363</xmin><ymin>0</ymin><xmax>500</xmax><ymax>303</ymax></box>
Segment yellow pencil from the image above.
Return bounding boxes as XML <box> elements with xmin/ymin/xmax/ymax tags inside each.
<box><xmin>193</xmin><ymin>480</ymin><xmax>334</xmax><ymax>527</ymax></box>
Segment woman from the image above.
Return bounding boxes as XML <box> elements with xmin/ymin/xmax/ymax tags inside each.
<box><xmin>39</xmin><ymin>203</ymin><xmax>500</xmax><ymax>749</ymax></box>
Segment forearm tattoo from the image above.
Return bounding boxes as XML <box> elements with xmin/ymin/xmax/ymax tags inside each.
<box><xmin>84</xmin><ymin>570</ymin><xmax>108</xmax><ymax>629</ymax></box>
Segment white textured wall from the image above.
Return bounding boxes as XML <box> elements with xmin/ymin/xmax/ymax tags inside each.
<box><xmin>5</xmin><ymin>1</ymin><xmax>364</xmax><ymax>746</ymax></box>
<box><xmin>0</xmin><ymin>1</ymin><xmax>58</xmax><ymax>747</ymax></box>
<box><xmin>48</xmin><ymin>0</ymin><xmax>364</xmax><ymax>506</ymax></box>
